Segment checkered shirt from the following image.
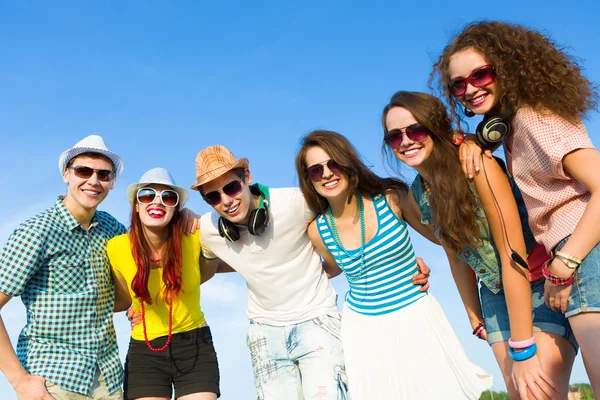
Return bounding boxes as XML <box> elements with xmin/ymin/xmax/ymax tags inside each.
<box><xmin>0</xmin><ymin>197</ymin><xmax>127</xmax><ymax>395</ymax></box>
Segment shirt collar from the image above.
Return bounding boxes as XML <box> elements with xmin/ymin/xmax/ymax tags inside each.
<box><xmin>54</xmin><ymin>196</ymin><xmax>99</xmax><ymax>231</ymax></box>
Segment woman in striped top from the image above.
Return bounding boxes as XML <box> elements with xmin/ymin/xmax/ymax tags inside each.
<box><xmin>295</xmin><ymin>130</ymin><xmax>492</xmax><ymax>399</ymax></box>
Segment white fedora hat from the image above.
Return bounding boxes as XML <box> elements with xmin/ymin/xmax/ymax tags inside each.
<box><xmin>58</xmin><ymin>135</ymin><xmax>124</xmax><ymax>177</ymax></box>
<box><xmin>126</xmin><ymin>168</ymin><xmax>188</xmax><ymax>208</ymax></box>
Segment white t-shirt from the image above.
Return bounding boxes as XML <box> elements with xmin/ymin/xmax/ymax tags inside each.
<box><xmin>200</xmin><ymin>187</ymin><xmax>339</xmax><ymax>325</ymax></box>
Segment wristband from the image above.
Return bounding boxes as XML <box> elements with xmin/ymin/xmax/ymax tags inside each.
<box><xmin>508</xmin><ymin>343</ymin><xmax>537</xmax><ymax>362</ymax></box>
<box><xmin>542</xmin><ymin>259</ymin><xmax>575</xmax><ymax>286</ymax></box>
<box><xmin>472</xmin><ymin>320</ymin><xmax>485</xmax><ymax>336</ymax></box>
<box><xmin>508</xmin><ymin>336</ymin><xmax>535</xmax><ymax>349</ymax></box>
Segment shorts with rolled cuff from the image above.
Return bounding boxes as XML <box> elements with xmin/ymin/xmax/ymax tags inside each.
<box><xmin>479</xmin><ymin>278</ymin><xmax>578</xmax><ymax>350</ymax></box>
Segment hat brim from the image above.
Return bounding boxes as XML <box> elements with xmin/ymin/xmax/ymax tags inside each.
<box><xmin>126</xmin><ymin>183</ymin><xmax>189</xmax><ymax>209</ymax></box>
<box><xmin>190</xmin><ymin>158</ymin><xmax>249</xmax><ymax>191</ymax></box>
<box><xmin>58</xmin><ymin>147</ymin><xmax>124</xmax><ymax>177</ymax></box>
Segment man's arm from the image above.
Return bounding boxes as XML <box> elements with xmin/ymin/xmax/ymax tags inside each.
<box><xmin>112</xmin><ymin>273</ymin><xmax>132</xmax><ymax>313</ymax></box>
<box><xmin>0</xmin><ymin>293</ymin><xmax>54</xmax><ymax>400</ymax></box>
<box><xmin>307</xmin><ymin>220</ymin><xmax>343</xmax><ymax>279</ymax></box>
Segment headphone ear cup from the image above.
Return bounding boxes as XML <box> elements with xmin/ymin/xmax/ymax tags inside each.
<box><xmin>218</xmin><ymin>217</ymin><xmax>240</xmax><ymax>242</ymax></box>
<box><xmin>247</xmin><ymin>208</ymin><xmax>268</xmax><ymax>236</ymax></box>
<box><xmin>476</xmin><ymin>116</ymin><xmax>509</xmax><ymax>151</ymax></box>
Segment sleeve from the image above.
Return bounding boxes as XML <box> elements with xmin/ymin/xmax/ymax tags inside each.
<box><xmin>299</xmin><ymin>190</ymin><xmax>317</xmax><ymax>225</ymax></box>
<box><xmin>106</xmin><ymin>238</ymin><xmax>124</xmax><ymax>279</ymax></box>
<box><xmin>199</xmin><ymin>214</ymin><xmax>218</xmax><ymax>260</ymax></box>
<box><xmin>0</xmin><ymin>226</ymin><xmax>45</xmax><ymax>296</ymax></box>
<box><xmin>527</xmin><ymin>111</ymin><xmax>595</xmax><ymax>179</ymax></box>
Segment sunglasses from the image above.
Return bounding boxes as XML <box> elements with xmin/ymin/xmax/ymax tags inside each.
<box><xmin>384</xmin><ymin>124</ymin><xmax>432</xmax><ymax>149</ymax></box>
<box><xmin>447</xmin><ymin>65</ymin><xmax>496</xmax><ymax>97</ymax></box>
<box><xmin>69</xmin><ymin>166</ymin><xmax>114</xmax><ymax>182</ymax></box>
<box><xmin>306</xmin><ymin>159</ymin><xmax>343</xmax><ymax>182</ymax></box>
<box><xmin>202</xmin><ymin>180</ymin><xmax>243</xmax><ymax>206</ymax></box>
<box><xmin>137</xmin><ymin>187</ymin><xmax>180</xmax><ymax>208</ymax></box>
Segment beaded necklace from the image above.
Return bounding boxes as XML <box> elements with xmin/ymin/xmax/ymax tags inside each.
<box><xmin>141</xmin><ymin>297</ymin><xmax>173</xmax><ymax>352</ymax></box>
<box><xmin>327</xmin><ymin>191</ymin><xmax>365</xmax><ymax>282</ymax></box>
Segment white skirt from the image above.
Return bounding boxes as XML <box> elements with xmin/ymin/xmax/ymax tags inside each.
<box><xmin>341</xmin><ymin>294</ymin><xmax>492</xmax><ymax>400</ymax></box>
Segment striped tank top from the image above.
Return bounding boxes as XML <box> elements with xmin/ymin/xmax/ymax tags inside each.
<box><xmin>316</xmin><ymin>193</ymin><xmax>427</xmax><ymax>316</ymax></box>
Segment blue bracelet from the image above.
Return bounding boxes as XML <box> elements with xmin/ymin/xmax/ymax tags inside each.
<box><xmin>508</xmin><ymin>343</ymin><xmax>537</xmax><ymax>362</ymax></box>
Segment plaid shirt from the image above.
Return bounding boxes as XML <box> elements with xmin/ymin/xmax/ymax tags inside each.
<box><xmin>0</xmin><ymin>197</ymin><xmax>126</xmax><ymax>395</ymax></box>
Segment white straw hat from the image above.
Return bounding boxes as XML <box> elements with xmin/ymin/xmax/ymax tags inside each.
<box><xmin>126</xmin><ymin>168</ymin><xmax>188</xmax><ymax>208</ymax></box>
<box><xmin>58</xmin><ymin>135</ymin><xmax>124</xmax><ymax>177</ymax></box>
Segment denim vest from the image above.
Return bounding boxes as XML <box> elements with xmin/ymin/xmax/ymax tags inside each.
<box><xmin>411</xmin><ymin>165</ymin><xmax>536</xmax><ymax>294</ymax></box>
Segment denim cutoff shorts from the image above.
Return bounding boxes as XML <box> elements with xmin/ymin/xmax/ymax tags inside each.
<box><xmin>555</xmin><ymin>237</ymin><xmax>600</xmax><ymax>318</ymax></box>
<box><xmin>479</xmin><ymin>278</ymin><xmax>578</xmax><ymax>350</ymax></box>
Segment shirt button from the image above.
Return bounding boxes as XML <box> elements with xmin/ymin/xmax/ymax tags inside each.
<box><xmin>496</xmin><ymin>282</ymin><xmax>502</xmax><ymax>289</ymax></box>
<box><xmin>479</xmin><ymin>268</ymin><xmax>487</xmax><ymax>273</ymax></box>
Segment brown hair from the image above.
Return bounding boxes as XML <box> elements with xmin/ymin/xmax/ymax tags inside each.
<box><xmin>295</xmin><ymin>130</ymin><xmax>408</xmax><ymax>215</ymax></box>
<box><xmin>430</xmin><ymin>20</ymin><xmax>598</xmax><ymax>127</ymax></box>
<box><xmin>381</xmin><ymin>91</ymin><xmax>481</xmax><ymax>253</ymax></box>
<box><xmin>129</xmin><ymin>199</ymin><xmax>184</xmax><ymax>304</ymax></box>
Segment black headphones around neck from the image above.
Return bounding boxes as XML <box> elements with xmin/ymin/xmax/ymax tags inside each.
<box><xmin>218</xmin><ymin>183</ymin><xmax>270</xmax><ymax>242</ymax></box>
<box><xmin>475</xmin><ymin>113</ymin><xmax>510</xmax><ymax>152</ymax></box>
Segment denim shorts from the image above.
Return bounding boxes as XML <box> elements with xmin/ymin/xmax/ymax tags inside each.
<box><xmin>555</xmin><ymin>237</ymin><xmax>600</xmax><ymax>318</ymax></box>
<box><xmin>479</xmin><ymin>278</ymin><xmax>578</xmax><ymax>350</ymax></box>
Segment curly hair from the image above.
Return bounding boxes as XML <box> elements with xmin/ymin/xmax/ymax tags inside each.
<box><xmin>430</xmin><ymin>20</ymin><xmax>598</xmax><ymax>128</ymax></box>
<box><xmin>381</xmin><ymin>91</ymin><xmax>482</xmax><ymax>253</ymax></box>
<box><xmin>295</xmin><ymin>130</ymin><xmax>408</xmax><ymax>215</ymax></box>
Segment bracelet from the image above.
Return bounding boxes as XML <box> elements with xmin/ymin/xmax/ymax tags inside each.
<box><xmin>473</xmin><ymin>320</ymin><xmax>485</xmax><ymax>339</ymax></box>
<box><xmin>542</xmin><ymin>258</ymin><xmax>575</xmax><ymax>286</ymax></box>
<box><xmin>555</xmin><ymin>251</ymin><xmax>583</xmax><ymax>265</ymax></box>
<box><xmin>508</xmin><ymin>343</ymin><xmax>537</xmax><ymax>362</ymax></box>
<box><xmin>472</xmin><ymin>320</ymin><xmax>485</xmax><ymax>336</ymax></box>
<box><xmin>451</xmin><ymin>133</ymin><xmax>466</xmax><ymax>146</ymax></box>
<box><xmin>508</xmin><ymin>336</ymin><xmax>535</xmax><ymax>349</ymax></box>
<box><xmin>554</xmin><ymin>251</ymin><xmax>582</xmax><ymax>270</ymax></box>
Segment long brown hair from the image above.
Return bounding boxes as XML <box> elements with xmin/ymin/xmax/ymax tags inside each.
<box><xmin>430</xmin><ymin>20</ymin><xmax>598</xmax><ymax>128</ymax></box>
<box><xmin>129</xmin><ymin>201</ymin><xmax>184</xmax><ymax>304</ymax></box>
<box><xmin>381</xmin><ymin>91</ymin><xmax>481</xmax><ymax>253</ymax></box>
<box><xmin>295</xmin><ymin>130</ymin><xmax>408</xmax><ymax>215</ymax></box>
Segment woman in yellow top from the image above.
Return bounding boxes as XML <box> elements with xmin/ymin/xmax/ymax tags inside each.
<box><xmin>108</xmin><ymin>167</ymin><xmax>220</xmax><ymax>400</ymax></box>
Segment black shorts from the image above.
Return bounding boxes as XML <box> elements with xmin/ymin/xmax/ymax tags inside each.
<box><xmin>124</xmin><ymin>326</ymin><xmax>220</xmax><ymax>399</ymax></box>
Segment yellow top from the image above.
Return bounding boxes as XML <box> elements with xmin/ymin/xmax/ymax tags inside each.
<box><xmin>107</xmin><ymin>231</ymin><xmax>205</xmax><ymax>341</ymax></box>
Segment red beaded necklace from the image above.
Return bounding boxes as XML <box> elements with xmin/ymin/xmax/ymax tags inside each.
<box><xmin>141</xmin><ymin>296</ymin><xmax>173</xmax><ymax>352</ymax></box>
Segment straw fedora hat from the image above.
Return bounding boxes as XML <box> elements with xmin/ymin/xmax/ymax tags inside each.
<box><xmin>190</xmin><ymin>145</ymin><xmax>249</xmax><ymax>191</ymax></box>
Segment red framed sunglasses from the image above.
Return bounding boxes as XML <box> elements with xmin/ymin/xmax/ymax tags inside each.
<box><xmin>384</xmin><ymin>124</ymin><xmax>432</xmax><ymax>149</ymax></box>
<box><xmin>447</xmin><ymin>65</ymin><xmax>497</xmax><ymax>97</ymax></box>
<box><xmin>306</xmin><ymin>159</ymin><xmax>343</xmax><ymax>182</ymax></box>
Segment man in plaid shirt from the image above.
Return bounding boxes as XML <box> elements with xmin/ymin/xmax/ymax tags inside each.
<box><xmin>0</xmin><ymin>135</ymin><xmax>127</xmax><ymax>400</ymax></box>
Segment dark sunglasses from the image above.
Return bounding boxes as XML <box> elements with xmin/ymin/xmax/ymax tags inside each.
<box><xmin>202</xmin><ymin>180</ymin><xmax>243</xmax><ymax>206</ymax></box>
<box><xmin>137</xmin><ymin>187</ymin><xmax>180</xmax><ymax>208</ymax></box>
<box><xmin>384</xmin><ymin>124</ymin><xmax>432</xmax><ymax>149</ymax></box>
<box><xmin>447</xmin><ymin>65</ymin><xmax>496</xmax><ymax>97</ymax></box>
<box><xmin>69</xmin><ymin>166</ymin><xmax>114</xmax><ymax>182</ymax></box>
<box><xmin>306</xmin><ymin>159</ymin><xmax>343</xmax><ymax>182</ymax></box>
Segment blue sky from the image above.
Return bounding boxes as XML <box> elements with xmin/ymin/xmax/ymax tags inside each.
<box><xmin>1</xmin><ymin>1</ymin><xmax>599</xmax><ymax>398</ymax></box>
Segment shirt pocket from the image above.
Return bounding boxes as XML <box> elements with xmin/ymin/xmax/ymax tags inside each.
<box><xmin>49</xmin><ymin>256</ymin><xmax>87</xmax><ymax>294</ymax></box>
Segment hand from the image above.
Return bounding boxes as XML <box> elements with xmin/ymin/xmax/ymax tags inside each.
<box><xmin>13</xmin><ymin>374</ymin><xmax>55</xmax><ymax>400</ymax></box>
<box><xmin>413</xmin><ymin>257</ymin><xmax>430</xmax><ymax>292</ymax></box>
<box><xmin>126</xmin><ymin>307</ymin><xmax>142</xmax><ymax>327</ymax></box>
<box><xmin>470</xmin><ymin>319</ymin><xmax>488</xmax><ymax>341</ymax></box>
<box><xmin>180</xmin><ymin>208</ymin><xmax>200</xmax><ymax>235</ymax></box>
<box><xmin>458</xmin><ymin>134</ymin><xmax>492</xmax><ymax>178</ymax></box>
<box><xmin>512</xmin><ymin>354</ymin><xmax>558</xmax><ymax>400</ymax></box>
<box><xmin>544</xmin><ymin>259</ymin><xmax>574</xmax><ymax>313</ymax></box>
